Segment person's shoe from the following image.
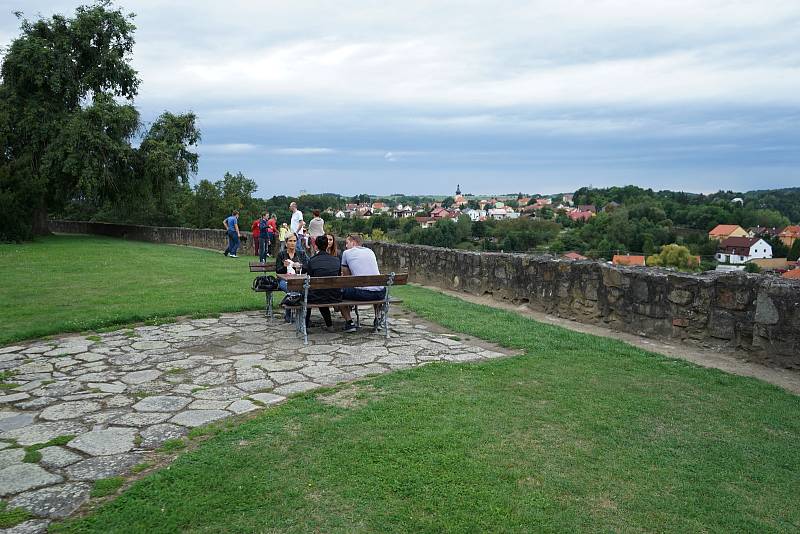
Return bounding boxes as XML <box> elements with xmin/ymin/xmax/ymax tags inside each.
<box><xmin>343</xmin><ymin>320</ymin><xmax>358</xmax><ymax>333</ymax></box>
<box><xmin>229</xmin><ymin>254</ymin><xmax>238</xmax><ymax>258</ymax></box>
<box><xmin>222</xmin><ymin>251</ymin><xmax>228</xmax><ymax>256</ymax></box>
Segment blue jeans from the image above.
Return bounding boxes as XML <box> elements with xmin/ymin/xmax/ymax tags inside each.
<box><xmin>224</xmin><ymin>230</ymin><xmax>239</xmax><ymax>256</ymax></box>
<box><xmin>259</xmin><ymin>236</ymin><xmax>270</xmax><ymax>262</ymax></box>
<box><xmin>279</xmin><ymin>279</ymin><xmax>295</xmax><ymax>321</ymax></box>
<box><xmin>342</xmin><ymin>287</ymin><xmax>386</xmax><ymax>301</ymax></box>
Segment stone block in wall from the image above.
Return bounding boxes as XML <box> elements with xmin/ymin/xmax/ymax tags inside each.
<box><xmin>668</xmin><ymin>288</ymin><xmax>694</xmax><ymax>306</ymax></box>
<box><xmin>714</xmin><ymin>275</ymin><xmax>756</xmax><ymax>311</ymax></box>
<box><xmin>754</xmin><ymin>290</ymin><xmax>780</xmax><ymax>325</ymax></box>
<box><xmin>705</xmin><ymin>308</ymin><xmax>735</xmax><ymax>340</ymax></box>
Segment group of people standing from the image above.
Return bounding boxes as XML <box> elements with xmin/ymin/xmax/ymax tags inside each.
<box><xmin>222</xmin><ymin>201</ymin><xmax>326</xmax><ymax>262</ymax></box>
<box><xmin>223</xmin><ymin>202</ymin><xmax>384</xmax><ymax>333</ymax></box>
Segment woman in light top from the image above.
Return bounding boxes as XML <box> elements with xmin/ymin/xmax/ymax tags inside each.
<box><xmin>308</xmin><ymin>209</ymin><xmax>325</xmax><ymax>243</ymax></box>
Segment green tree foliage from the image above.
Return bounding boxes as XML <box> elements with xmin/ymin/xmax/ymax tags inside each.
<box><xmin>744</xmin><ymin>262</ymin><xmax>761</xmax><ymax>273</ymax></box>
<box><xmin>187</xmin><ymin>180</ymin><xmax>222</xmax><ymax>229</ymax></box>
<box><xmin>647</xmin><ymin>244</ymin><xmax>700</xmax><ymax>271</ymax></box>
<box><xmin>764</xmin><ymin>236</ymin><xmax>789</xmax><ymax>258</ymax></box>
<box><xmin>788</xmin><ymin>240</ymin><xmax>800</xmax><ymax>262</ymax></box>
<box><xmin>0</xmin><ymin>2</ymin><xmax>140</xmax><ymax>240</ymax></box>
<box><xmin>138</xmin><ymin>112</ymin><xmax>200</xmax><ymax>224</ymax></box>
<box><xmin>492</xmin><ymin>218</ymin><xmax>560</xmax><ymax>251</ymax></box>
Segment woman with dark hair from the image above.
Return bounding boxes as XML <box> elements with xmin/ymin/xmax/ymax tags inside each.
<box><xmin>325</xmin><ymin>232</ymin><xmax>340</xmax><ymax>260</ymax></box>
<box><xmin>275</xmin><ymin>232</ymin><xmax>309</xmax><ymax>322</ymax></box>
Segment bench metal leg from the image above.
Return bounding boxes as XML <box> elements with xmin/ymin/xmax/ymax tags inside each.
<box><xmin>301</xmin><ymin>276</ymin><xmax>310</xmax><ymax>345</ymax></box>
<box><xmin>384</xmin><ymin>272</ymin><xmax>395</xmax><ymax>340</ymax></box>
<box><xmin>265</xmin><ymin>291</ymin><xmax>273</xmax><ymax>320</ymax></box>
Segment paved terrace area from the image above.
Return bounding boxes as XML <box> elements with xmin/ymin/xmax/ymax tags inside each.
<box><xmin>0</xmin><ymin>309</ymin><xmax>511</xmax><ymax>530</ymax></box>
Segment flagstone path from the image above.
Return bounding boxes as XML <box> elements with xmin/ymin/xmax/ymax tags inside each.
<box><xmin>0</xmin><ymin>310</ymin><xmax>510</xmax><ymax>531</ymax></box>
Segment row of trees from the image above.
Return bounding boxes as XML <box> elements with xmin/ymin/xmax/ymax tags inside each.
<box><xmin>0</xmin><ymin>3</ymin><xmax>205</xmax><ymax>241</ymax></box>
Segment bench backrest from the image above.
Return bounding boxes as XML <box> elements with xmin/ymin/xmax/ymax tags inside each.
<box><xmin>249</xmin><ymin>262</ymin><xmax>271</xmax><ymax>273</ymax></box>
<box><xmin>284</xmin><ymin>273</ymin><xmax>408</xmax><ymax>292</ymax></box>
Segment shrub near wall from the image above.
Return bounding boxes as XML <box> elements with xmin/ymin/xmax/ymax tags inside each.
<box><xmin>367</xmin><ymin>242</ymin><xmax>800</xmax><ymax>369</ymax></box>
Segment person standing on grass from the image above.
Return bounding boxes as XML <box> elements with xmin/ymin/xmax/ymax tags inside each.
<box><xmin>308</xmin><ymin>209</ymin><xmax>325</xmax><ymax>252</ymax></box>
<box><xmin>338</xmin><ymin>233</ymin><xmax>384</xmax><ymax>332</ymax></box>
<box><xmin>267</xmin><ymin>214</ymin><xmax>278</xmax><ymax>256</ymax></box>
<box><xmin>289</xmin><ymin>202</ymin><xmax>305</xmax><ymax>253</ymax></box>
<box><xmin>223</xmin><ymin>210</ymin><xmax>240</xmax><ymax>258</ymax></box>
<box><xmin>250</xmin><ymin>215</ymin><xmax>261</xmax><ymax>256</ymax></box>
<box><xmin>258</xmin><ymin>212</ymin><xmax>271</xmax><ymax>263</ymax></box>
<box><xmin>279</xmin><ymin>222</ymin><xmax>289</xmax><ymax>252</ymax></box>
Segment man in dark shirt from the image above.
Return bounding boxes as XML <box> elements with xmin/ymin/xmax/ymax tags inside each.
<box><xmin>304</xmin><ymin>235</ymin><xmax>342</xmax><ymax>328</ymax></box>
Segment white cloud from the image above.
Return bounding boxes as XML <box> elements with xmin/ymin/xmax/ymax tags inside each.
<box><xmin>270</xmin><ymin>148</ymin><xmax>336</xmax><ymax>155</ymax></box>
<box><xmin>199</xmin><ymin>143</ymin><xmax>258</xmax><ymax>154</ymax></box>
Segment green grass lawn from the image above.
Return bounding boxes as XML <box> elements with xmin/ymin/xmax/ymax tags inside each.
<box><xmin>50</xmin><ymin>285</ymin><xmax>800</xmax><ymax>533</ymax></box>
<box><xmin>0</xmin><ymin>235</ymin><xmax>268</xmax><ymax>344</ymax></box>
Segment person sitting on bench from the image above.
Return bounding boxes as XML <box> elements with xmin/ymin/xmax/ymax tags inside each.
<box><xmin>304</xmin><ymin>235</ymin><xmax>342</xmax><ymax>329</ymax></box>
<box><xmin>275</xmin><ymin>232</ymin><xmax>309</xmax><ymax>322</ymax></box>
<box><xmin>339</xmin><ymin>233</ymin><xmax>385</xmax><ymax>333</ymax></box>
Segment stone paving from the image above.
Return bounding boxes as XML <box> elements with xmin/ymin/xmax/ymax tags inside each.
<box><xmin>0</xmin><ymin>309</ymin><xmax>508</xmax><ymax>531</ymax></box>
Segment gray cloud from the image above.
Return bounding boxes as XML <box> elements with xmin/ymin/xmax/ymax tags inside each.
<box><xmin>2</xmin><ymin>1</ymin><xmax>799</xmax><ymax>194</ymax></box>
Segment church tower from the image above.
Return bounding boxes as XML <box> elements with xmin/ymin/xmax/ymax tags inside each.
<box><xmin>455</xmin><ymin>184</ymin><xmax>461</xmax><ymax>195</ymax></box>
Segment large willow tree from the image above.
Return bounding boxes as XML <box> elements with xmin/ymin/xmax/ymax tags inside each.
<box><xmin>0</xmin><ymin>1</ymin><xmax>200</xmax><ymax>240</ymax></box>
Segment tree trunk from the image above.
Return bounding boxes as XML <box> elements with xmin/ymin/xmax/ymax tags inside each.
<box><xmin>31</xmin><ymin>205</ymin><xmax>51</xmax><ymax>236</ymax></box>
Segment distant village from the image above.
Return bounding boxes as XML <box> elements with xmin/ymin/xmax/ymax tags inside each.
<box><xmin>332</xmin><ymin>185</ymin><xmax>587</xmax><ymax>224</ymax></box>
<box><xmin>324</xmin><ymin>185</ymin><xmax>800</xmax><ymax>279</ymax></box>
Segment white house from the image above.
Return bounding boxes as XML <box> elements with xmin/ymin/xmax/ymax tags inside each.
<box><xmin>463</xmin><ymin>208</ymin><xmax>486</xmax><ymax>222</ymax></box>
<box><xmin>716</xmin><ymin>237</ymin><xmax>773</xmax><ymax>264</ymax></box>
<box><xmin>488</xmin><ymin>207</ymin><xmax>519</xmax><ymax>220</ymax></box>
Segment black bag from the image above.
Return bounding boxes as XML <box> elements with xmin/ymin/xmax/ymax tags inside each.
<box><xmin>252</xmin><ymin>275</ymin><xmax>279</xmax><ymax>292</ymax></box>
<box><xmin>280</xmin><ymin>292</ymin><xmax>302</xmax><ymax>307</ymax></box>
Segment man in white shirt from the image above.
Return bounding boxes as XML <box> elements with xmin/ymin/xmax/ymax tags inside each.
<box><xmin>339</xmin><ymin>233</ymin><xmax>385</xmax><ymax>332</ymax></box>
<box><xmin>289</xmin><ymin>202</ymin><xmax>305</xmax><ymax>252</ymax></box>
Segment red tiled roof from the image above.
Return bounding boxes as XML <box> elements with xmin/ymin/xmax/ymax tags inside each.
<box><xmin>563</xmin><ymin>252</ymin><xmax>588</xmax><ymax>261</ymax></box>
<box><xmin>783</xmin><ymin>269</ymin><xmax>800</xmax><ymax>279</ymax></box>
<box><xmin>720</xmin><ymin>236</ymin><xmax>760</xmax><ymax>249</ymax></box>
<box><xmin>779</xmin><ymin>225</ymin><xmax>800</xmax><ymax>237</ymax></box>
<box><xmin>612</xmin><ymin>255</ymin><xmax>646</xmax><ymax>266</ymax></box>
<box><xmin>709</xmin><ymin>224</ymin><xmax>743</xmax><ymax>236</ymax></box>
<box><xmin>568</xmin><ymin>211</ymin><xmax>594</xmax><ymax>221</ymax></box>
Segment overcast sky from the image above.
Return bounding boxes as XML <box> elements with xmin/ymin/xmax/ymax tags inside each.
<box><xmin>2</xmin><ymin>1</ymin><xmax>799</xmax><ymax>197</ymax></box>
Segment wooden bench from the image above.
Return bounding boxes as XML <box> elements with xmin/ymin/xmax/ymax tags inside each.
<box><xmin>249</xmin><ymin>262</ymin><xmax>276</xmax><ymax>319</ymax></box>
<box><xmin>279</xmin><ymin>273</ymin><xmax>408</xmax><ymax>344</ymax></box>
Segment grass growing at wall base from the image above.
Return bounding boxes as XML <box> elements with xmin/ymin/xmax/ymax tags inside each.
<box><xmin>0</xmin><ymin>235</ymin><xmax>269</xmax><ymax>345</ymax></box>
<box><xmin>52</xmin><ymin>285</ymin><xmax>800</xmax><ymax>533</ymax></box>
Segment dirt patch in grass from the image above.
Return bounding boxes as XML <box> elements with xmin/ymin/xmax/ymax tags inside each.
<box><xmin>318</xmin><ymin>384</ymin><xmax>385</xmax><ymax>409</ymax></box>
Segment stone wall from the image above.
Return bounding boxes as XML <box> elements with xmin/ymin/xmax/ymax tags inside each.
<box><xmin>50</xmin><ymin>221</ymin><xmax>799</xmax><ymax>368</ymax></box>
<box><xmin>49</xmin><ymin>220</ymin><xmax>249</xmax><ymax>251</ymax></box>
<box><xmin>367</xmin><ymin>242</ymin><xmax>800</xmax><ymax>368</ymax></box>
